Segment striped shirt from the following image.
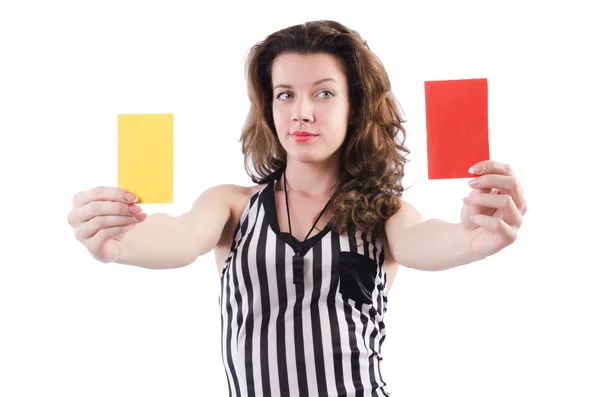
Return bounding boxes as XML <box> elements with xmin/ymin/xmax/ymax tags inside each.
<box><xmin>219</xmin><ymin>171</ymin><xmax>390</xmax><ymax>396</ymax></box>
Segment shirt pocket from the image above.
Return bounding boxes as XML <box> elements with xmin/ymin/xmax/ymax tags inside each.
<box><xmin>338</xmin><ymin>251</ymin><xmax>378</xmax><ymax>305</ymax></box>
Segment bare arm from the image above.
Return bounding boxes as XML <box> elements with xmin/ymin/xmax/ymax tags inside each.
<box><xmin>115</xmin><ymin>184</ymin><xmax>233</xmax><ymax>270</ymax></box>
<box><xmin>384</xmin><ymin>201</ymin><xmax>477</xmax><ymax>271</ymax></box>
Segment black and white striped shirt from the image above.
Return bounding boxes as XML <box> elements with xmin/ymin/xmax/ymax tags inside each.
<box><xmin>219</xmin><ymin>172</ymin><xmax>390</xmax><ymax>396</ymax></box>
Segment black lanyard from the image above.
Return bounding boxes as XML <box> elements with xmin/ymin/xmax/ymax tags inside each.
<box><xmin>283</xmin><ymin>169</ymin><xmax>331</xmax><ymax>284</ymax></box>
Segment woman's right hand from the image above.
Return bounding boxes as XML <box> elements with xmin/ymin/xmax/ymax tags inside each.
<box><xmin>67</xmin><ymin>186</ymin><xmax>147</xmax><ymax>263</ymax></box>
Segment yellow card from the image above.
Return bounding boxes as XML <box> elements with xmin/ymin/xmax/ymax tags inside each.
<box><xmin>118</xmin><ymin>114</ymin><xmax>173</xmax><ymax>204</ymax></box>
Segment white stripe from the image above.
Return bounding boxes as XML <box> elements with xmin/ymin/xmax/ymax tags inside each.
<box><xmin>283</xmin><ymin>243</ymin><xmax>300</xmax><ymax>397</ymax></box>
<box><xmin>234</xmin><ymin>203</ymin><xmax>263</xmax><ymax>396</ymax></box>
<box><xmin>355</xmin><ymin>303</ymin><xmax>373</xmax><ymax>393</ymax></box>
<box><xmin>336</xmin><ymin>235</ymin><xmax>355</xmax><ymax>395</ymax></box>
<box><xmin>302</xmin><ymin>249</ymin><xmax>319</xmax><ymax>393</ymax></box>
<box><xmin>377</xmin><ymin>357</ymin><xmax>390</xmax><ymax>396</ymax></box>
<box><xmin>335</xmin><ymin>301</ymin><xmax>354</xmax><ymax>396</ymax></box>
<box><xmin>231</xmin><ymin>198</ymin><xmax>262</xmax><ymax>396</ymax></box>
<box><xmin>319</xmin><ymin>235</ymin><xmax>338</xmax><ymax>396</ymax></box>
<box><xmin>265</xmin><ymin>227</ymin><xmax>281</xmax><ymax>397</ymax></box>
<box><xmin>372</xmin><ymin>233</ymin><xmax>389</xmax><ymax>394</ymax></box>
<box><xmin>249</xmin><ymin>209</ymin><xmax>266</xmax><ymax>396</ymax></box>
<box><xmin>221</xmin><ymin>262</ymin><xmax>237</xmax><ymax>397</ymax></box>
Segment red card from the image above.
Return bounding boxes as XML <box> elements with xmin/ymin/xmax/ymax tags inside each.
<box><xmin>424</xmin><ymin>78</ymin><xmax>490</xmax><ymax>179</ymax></box>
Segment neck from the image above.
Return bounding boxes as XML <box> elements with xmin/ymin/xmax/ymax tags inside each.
<box><xmin>279</xmin><ymin>157</ymin><xmax>341</xmax><ymax>199</ymax></box>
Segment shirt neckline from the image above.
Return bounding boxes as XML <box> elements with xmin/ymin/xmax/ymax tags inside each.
<box><xmin>262</xmin><ymin>174</ymin><xmax>333</xmax><ymax>256</ymax></box>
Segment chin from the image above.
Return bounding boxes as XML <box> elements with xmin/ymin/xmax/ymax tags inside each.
<box><xmin>287</xmin><ymin>149</ymin><xmax>336</xmax><ymax>164</ymax></box>
<box><xmin>288</xmin><ymin>152</ymin><xmax>319</xmax><ymax>163</ymax></box>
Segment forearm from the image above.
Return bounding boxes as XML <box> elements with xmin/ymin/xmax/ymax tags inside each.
<box><xmin>115</xmin><ymin>213</ymin><xmax>197</xmax><ymax>270</ymax></box>
<box><xmin>390</xmin><ymin>219</ymin><xmax>482</xmax><ymax>271</ymax></box>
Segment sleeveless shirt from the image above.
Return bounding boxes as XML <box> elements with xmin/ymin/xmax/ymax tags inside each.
<box><xmin>218</xmin><ymin>169</ymin><xmax>390</xmax><ymax>397</ymax></box>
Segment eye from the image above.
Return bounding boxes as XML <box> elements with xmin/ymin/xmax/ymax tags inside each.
<box><xmin>319</xmin><ymin>90</ymin><xmax>335</xmax><ymax>99</ymax></box>
<box><xmin>276</xmin><ymin>92</ymin><xmax>293</xmax><ymax>101</ymax></box>
<box><xmin>275</xmin><ymin>90</ymin><xmax>335</xmax><ymax>101</ymax></box>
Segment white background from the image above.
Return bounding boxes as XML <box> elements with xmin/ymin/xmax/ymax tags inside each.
<box><xmin>1</xmin><ymin>0</ymin><xmax>598</xmax><ymax>396</ymax></box>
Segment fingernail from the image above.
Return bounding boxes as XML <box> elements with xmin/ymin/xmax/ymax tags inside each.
<box><xmin>125</xmin><ymin>193</ymin><xmax>138</xmax><ymax>202</ymax></box>
<box><xmin>468</xmin><ymin>179</ymin><xmax>479</xmax><ymax>188</ymax></box>
<box><xmin>469</xmin><ymin>165</ymin><xmax>483</xmax><ymax>174</ymax></box>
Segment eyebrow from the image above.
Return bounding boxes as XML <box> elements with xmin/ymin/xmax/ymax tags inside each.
<box><xmin>273</xmin><ymin>78</ymin><xmax>338</xmax><ymax>91</ymax></box>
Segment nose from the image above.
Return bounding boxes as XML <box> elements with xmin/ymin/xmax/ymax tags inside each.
<box><xmin>291</xmin><ymin>97</ymin><xmax>314</xmax><ymax>123</ymax></box>
<box><xmin>293</xmin><ymin>114</ymin><xmax>313</xmax><ymax>123</ymax></box>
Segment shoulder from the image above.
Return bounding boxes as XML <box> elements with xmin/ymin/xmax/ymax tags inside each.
<box><xmin>199</xmin><ymin>182</ymin><xmax>266</xmax><ymax>197</ymax></box>
<box><xmin>191</xmin><ymin>182</ymin><xmax>268</xmax><ymax>212</ymax></box>
<box><xmin>197</xmin><ymin>182</ymin><xmax>268</xmax><ymax>252</ymax></box>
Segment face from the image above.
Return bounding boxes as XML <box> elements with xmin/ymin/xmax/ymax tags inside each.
<box><xmin>271</xmin><ymin>52</ymin><xmax>351</xmax><ymax>164</ymax></box>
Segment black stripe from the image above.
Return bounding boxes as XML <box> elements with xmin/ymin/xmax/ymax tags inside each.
<box><xmin>222</xmin><ymin>251</ymin><xmax>241</xmax><ymax>397</ymax></box>
<box><xmin>310</xmin><ymin>240</ymin><xmax>328</xmax><ymax>397</ymax></box>
<box><xmin>379</xmin><ymin>245</ymin><xmax>387</xmax><ymax>313</ymax></box>
<box><xmin>241</xmin><ymin>204</ymin><xmax>262</xmax><ymax>396</ymax></box>
<box><xmin>344</xmin><ymin>300</ymin><xmax>363</xmax><ymax>396</ymax></box>
<box><xmin>294</xmin><ymin>266</ymin><xmax>309</xmax><ymax>396</ymax></box>
<box><xmin>236</xmin><ymin>192</ymin><xmax>265</xmax><ymax>342</ymax></box>
<box><xmin>358</xmin><ymin>300</ymin><xmax>370</xmax><ymax>393</ymax></box>
<box><xmin>275</xmin><ymin>237</ymin><xmax>290</xmax><ymax>395</ymax></box>
<box><xmin>379</xmin><ymin>321</ymin><xmax>387</xmax><ymax>346</ymax></box>
<box><xmin>369</xmin><ymin>231</ymin><xmax>378</xmax><ymax>265</ymax></box>
<box><xmin>345</xmin><ymin>231</ymin><xmax>367</xmax><ymax>394</ymax></box>
<box><xmin>219</xmin><ymin>279</ymin><xmax>228</xmax><ymax>397</ymax></box>
<box><xmin>368</xmin><ymin>307</ymin><xmax>379</xmax><ymax>391</ymax></box>
<box><xmin>256</xmin><ymin>215</ymin><xmax>272</xmax><ymax>396</ymax></box>
<box><xmin>361</xmin><ymin>231</ymin><xmax>369</xmax><ymax>258</ymax></box>
<box><xmin>228</xmin><ymin>192</ymin><xmax>259</xmax><ymax>255</ymax></box>
<box><xmin>377</xmin><ymin>237</ymin><xmax>388</xmax><ymax>353</ymax></box>
<box><xmin>348</xmin><ymin>230</ymin><xmax>357</xmax><ymax>253</ymax></box>
<box><xmin>370</xmin><ymin>232</ymin><xmax>388</xmax><ymax>385</ymax></box>
<box><xmin>328</xmin><ymin>233</ymin><xmax>347</xmax><ymax>396</ymax></box>
<box><xmin>370</xmin><ymin>232</ymin><xmax>383</xmax><ymax>318</ymax></box>
<box><xmin>377</xmin><ymin>356</ymin><xmax>390</xmax><ymax>396</ymax></box>
<box><xmin>220</xmin><ymin>260</ymin><xmax>230</xmax><ymax>397</ymax></box>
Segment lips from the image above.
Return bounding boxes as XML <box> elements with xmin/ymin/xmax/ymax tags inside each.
<box><xmin>291</xmin><ymin>131</ymin><xmax>317</xmax><ymax>137</ymax></box>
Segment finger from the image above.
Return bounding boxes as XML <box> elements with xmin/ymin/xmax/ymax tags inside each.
<box><xmin>465</xmin><ymin>189</ymin><xmax>497</xmax><ymax>217</ymax></box>
<box><xmin>469</xmin><ymin>214</ymin><xmax>518</xmax><ymax>244</ymax></box>
<box><xmin>468</xmin><ymin>174</ymin><xmax>525</xmax><ymax>210</ymax></box>
<box><xmin>499</xmin><ymin>199</ymin><xmax>523</xmax><ymax>228</ymax></box>
<box><xmin>467</xmin><ymin>178</ymin><xmax>494</xmax><ymax>200</ymax></box>
<box><xmin>84</xmin><ymin>224</ymin><xmax>137</xmax><ymax>255</ymax></box>
<box><xmin>469</xmin><ymin>160</ymin><xmax>514</xmax><ymax>177</ymax></box>
<box><xmin>75</xmin><ymin>214</ymin><xmax>142</xmax><ymax>241</ymax></box>
<box><xmin>471</xmin><ymin>186</ymin><xmax>494</xmax><ymax>195</ymax></box>
<box><xmin>72</xmin><ymin>186</ymin><xmax>138</xmax><ymax>209</ymax></box>
<box><xmin>469</xmin><ymin>174</ymin><xmax>514</xmax><ymax>191</ymax></box>
<box><xmin>464</xmin><ymin>193</ymin><xmax>522</xmax><ymax>227</ymax></box>
<box><xmin>73</xmin><ymin>201</ymin><xmax>143</xmax><ymax>225</ymax></box>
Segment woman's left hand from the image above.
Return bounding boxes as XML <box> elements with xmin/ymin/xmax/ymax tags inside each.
<box><xmin>460</xmin><ymin>160</ymin><xmax>528</xmax><ymax>260</ymax></box>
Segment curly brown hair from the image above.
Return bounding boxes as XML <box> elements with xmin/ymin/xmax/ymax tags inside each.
<box><xmin>240</xmin><ymin>20</ymin><xmax>410</xmax><ymax>238</ymax></box>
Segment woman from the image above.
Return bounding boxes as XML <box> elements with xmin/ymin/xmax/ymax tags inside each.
<box><xmin>67</xmin><ymin>20</ymin><xmax>527</xmax><ymax>397</ymax></box>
